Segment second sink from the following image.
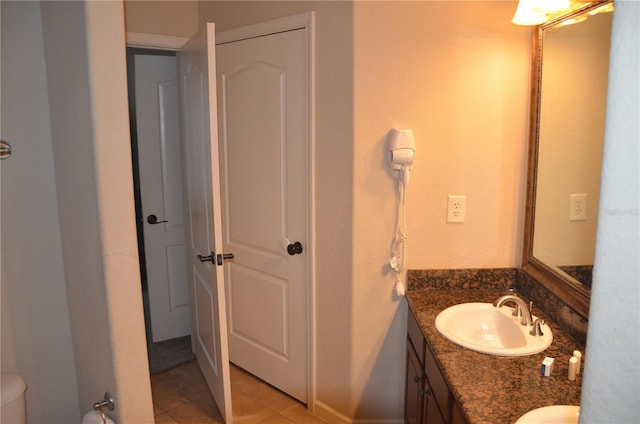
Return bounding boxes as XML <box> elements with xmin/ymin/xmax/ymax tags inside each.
<box><xmin>435</xmin><ymin>302</ymin><xmax>553</xmax><ymax>356</ymax></box>
<box><xmin>515</xmin><ymin>405</ymin><xmax>579</xmax><ymax>424</ymax></box>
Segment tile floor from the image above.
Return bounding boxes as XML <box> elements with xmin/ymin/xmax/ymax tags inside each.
<box><xmin>151</xmin><ymin>360</ymin><xmax>328</xmax><ymax>423</ymax></box>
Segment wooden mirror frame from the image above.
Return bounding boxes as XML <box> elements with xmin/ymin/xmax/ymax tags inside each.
<box><xmin>521</xmin><ymin>2</ymin><xmax>611</xmax><ymax>320</ymax></box>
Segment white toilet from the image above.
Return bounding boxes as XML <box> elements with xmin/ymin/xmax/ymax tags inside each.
<box><xmin>1</xmin><ymin>373</ymin><xmax>27</xmax><ymax>424</ymax></box>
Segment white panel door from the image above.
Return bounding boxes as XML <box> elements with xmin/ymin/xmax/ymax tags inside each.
<box><xmin>217</xmin><ymin>27</ymin><xmax>309</xmax><ymax>403</ymax></box>
<box><xmin>135</xmin><ymin>54</ymin><xmax>190</xmax><ymax>342</ymax></box>
<box><xmin>178</xmin><ymin>23</ymin><xmax>233</xmax><ymax>422</ymax></box>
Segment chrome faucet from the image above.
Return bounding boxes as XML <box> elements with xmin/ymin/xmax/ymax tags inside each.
<box><xmin>493</xmin><ymin>295</ymin><xmax>533</xmax><ymax>326</ymax></box>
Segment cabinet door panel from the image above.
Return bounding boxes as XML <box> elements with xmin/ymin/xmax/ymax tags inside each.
<box><xmin>405</xmin><ymin>340</ymin><xmax>424</xmax><ymax>424</ymax></box>
<box><xmin>424</xmin><ymin>388</ymin><xmax>446</xmax><ymax>424</ymax></box>
<box><xmin>425</xmin><ymin>342</ymin><xmax>451</xmax><ymax>421</ymax></box>
<box><xmin>406</xmin><ymin>309</ymin><xmax>467</xmax><ymax>424</ymax></box>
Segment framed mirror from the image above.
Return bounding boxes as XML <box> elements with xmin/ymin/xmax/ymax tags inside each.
<box><xmin>522</xmin><ymin>0</ymin><xmax>614</xmax><ymax>319</ymax></box>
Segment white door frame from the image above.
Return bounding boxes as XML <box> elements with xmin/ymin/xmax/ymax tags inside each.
<box><xmin>126</xmin><ymin>11</ymin><xmax>317</xmax><ymax>410</ymax></box>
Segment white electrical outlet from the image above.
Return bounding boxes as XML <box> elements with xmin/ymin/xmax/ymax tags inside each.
<box><xmin>570</xmin><ymin>193</ymin><xmax>587</xmax><ymax>221</ymax></box>
<box><xmin>447</xmin><ymin>195</ymin><xmax>466</xmax><ymax>223</ymax></box>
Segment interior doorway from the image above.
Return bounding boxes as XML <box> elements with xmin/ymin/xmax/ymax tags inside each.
<box><xmin>126</xmin><ymin>47</ymin><xmax>195</xmax><ymax>374</ymax></box>
<box><xmin>125</xmin><ymin>12</ymin><xmax>314</xmax><ymax>404</ymax></box>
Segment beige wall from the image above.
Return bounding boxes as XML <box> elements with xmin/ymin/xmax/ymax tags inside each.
<box><xmin>352</xmin><ymin>1</ymin><xmax>530</xmax><ymax>419</ymax></box>
<box><xmin>2</xmin><ymin>2</ymin><xmax>154</xmax><ymax>422</ymax></box>
<box><xmin>41</xmin><ymin>1</ymin><xmax>154</xmax><ymax>422</ymax></box>
<box><xmin>124</xmin><ymin>0</ymin><xmax>198</xmax><ymax>37</ymax></box>
<box><xmin>355</xmin><ymin>1</ymin><xmax>530</xmax><ymax>272</ymax></box>
<box><xmin>199</xmin><ymin>1</ymin><xmax>530</xmax><ymax>421</ymax></box>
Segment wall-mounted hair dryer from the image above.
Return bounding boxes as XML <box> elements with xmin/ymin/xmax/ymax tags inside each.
<box><xmin>387</xmin><ymin>128</ymin><xmax>415</xmax><ymax>297</ymax></box>
<box><xmin>388</xmin><ymin>128</ymin><xmax>415</xmax><ymax>189</ymax></box>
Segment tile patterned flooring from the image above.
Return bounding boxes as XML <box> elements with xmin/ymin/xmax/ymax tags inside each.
<box><xmin>151</xmin><ymin>361</ymin><xmax>328</xmax><ymax>423</ymax></box>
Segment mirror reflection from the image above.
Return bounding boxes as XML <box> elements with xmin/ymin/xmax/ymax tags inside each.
<box><xmin>531</xmin><ymin>4</ymin><xmax>613</xmax><ymax>292</ymax></box>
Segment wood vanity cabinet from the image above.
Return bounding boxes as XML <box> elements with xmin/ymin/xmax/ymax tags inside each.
<box><xmin>405</xmin><ymin>309</ymin><xmax>467</xmax><ymax>424</ymax></box>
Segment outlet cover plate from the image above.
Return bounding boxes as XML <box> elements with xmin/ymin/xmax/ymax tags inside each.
<box><xmin>570</xmin><ymin>193</ymin><xmax>587</xmax><ymax>221</ymax></box>
<box><xmin>447</xmin><ymin>195</ymin><xmax>466</xmax><ymax>223</ymax></box>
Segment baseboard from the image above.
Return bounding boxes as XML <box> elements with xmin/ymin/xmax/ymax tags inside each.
<box><xmin>313</xmin><ymin>401</ymin><xmax>404</xmax><ymax>424</ymax></box>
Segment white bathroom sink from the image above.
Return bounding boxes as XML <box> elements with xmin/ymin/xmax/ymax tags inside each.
<box><xmin>514</xmin><ymin>405</ymin><xmax>579</xmax><ymax>424</ymax></box>
<box><xmin>434</xmin><ymin>302</ymin><xmax>553</xmax><ymax>356</ymax></box>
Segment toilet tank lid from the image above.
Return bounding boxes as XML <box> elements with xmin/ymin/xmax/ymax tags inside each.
<box><xmin>1</xmin><ymin>373</ymin><xmax>27</xmax><ymax>405</ymax></box>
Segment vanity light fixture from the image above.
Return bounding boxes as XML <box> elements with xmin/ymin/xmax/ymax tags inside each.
<box><xmin>512</xmin><ymin>0</ymin><xmax>549</xmax><ymax>26</ymax></box>
<box><xmin>511</xmin><ymin>0</ymin><xmax>592</xmax><ymax>26</ymax></box>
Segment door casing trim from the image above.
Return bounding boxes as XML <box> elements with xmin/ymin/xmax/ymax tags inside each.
<box><xmin>126</xmin><ymin>32</ymin><xmax>187</xmax><ymax>50</ymax></box>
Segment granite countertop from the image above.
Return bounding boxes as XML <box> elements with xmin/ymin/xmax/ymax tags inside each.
<box><xmin>406</xmin><ymin>289</ymin><xmax>584</xmax><ymax>424</ymax></box>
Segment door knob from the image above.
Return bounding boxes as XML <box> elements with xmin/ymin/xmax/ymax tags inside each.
<box><xmin>197</xmin><ymin>252</ymin><xmax>235</xmax><ymax>265</ymax></box>
<box><xmin>287</xmin><ymin>241</ymin><xmax>303</xmax><ymax>255</ymax></box>
<box><xmin>0</xmin><ymin>140</ymin><xmax>12</xmax><ymax>160</ymax></box>
<box><xmin>197</xmin><ymin>252</ymin><xmax>215</xmax><ymax>263</ymax></box>
<box><xmin>216</xmin><ymin>253</ymin><xmax>235</xmax><ymax>265</ymax></box>
<box><xmin>147</xmin><ymin>214</ymin><xmax>168</xmax><ymax>224</ymax></box>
